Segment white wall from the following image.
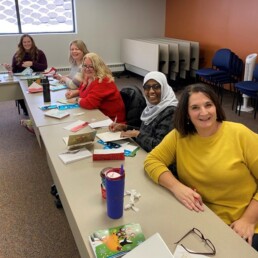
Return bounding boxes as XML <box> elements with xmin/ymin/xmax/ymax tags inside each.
<box><xmin>0</xmin><ymin>0</ymin><xmax>165</xmax><ymax>71</ymax></box>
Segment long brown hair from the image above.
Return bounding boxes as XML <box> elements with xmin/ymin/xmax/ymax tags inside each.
<box><xmin>15</xmin><ymin>34</ymin><xmax>39</xmax><ymax>65</ymax></box>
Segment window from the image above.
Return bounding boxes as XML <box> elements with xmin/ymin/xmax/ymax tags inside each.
<box><xmin>0</xmin><ymin>0</ymin><xmax>75</xmax><ymax>34</ymax></box>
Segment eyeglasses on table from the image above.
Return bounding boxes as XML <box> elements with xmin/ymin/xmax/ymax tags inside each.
<box><xmin>174</xmin><ymin>227</ymin><xmax>216</xmax><ymax>256</ymax></box>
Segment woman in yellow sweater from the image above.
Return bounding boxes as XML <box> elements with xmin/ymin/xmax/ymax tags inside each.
<box><xmin>144</xmin><ymin>83</ymin><xmax>258</xmax><ymax>251</ymax></box>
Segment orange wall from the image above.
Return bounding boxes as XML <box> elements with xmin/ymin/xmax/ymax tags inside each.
<box><xmin>165</xmin><ymin>0</ymin><xmax>258</xmax><ymax>68</ymax></box>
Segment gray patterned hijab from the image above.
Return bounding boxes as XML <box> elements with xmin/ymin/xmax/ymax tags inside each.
<box><xmin>140</xmin><ymin>71</ymin><xmax>178</xmax><ymax>125</ymax></box>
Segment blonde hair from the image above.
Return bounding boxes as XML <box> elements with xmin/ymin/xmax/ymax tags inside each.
<box><xmin>69</xmin><ymin>39</ymin><xmax>89</xmax><ymax>65</ymax></box>
<box><xmin>83</xmin><ymin>52</ymin><xmax>114</xmax><ymax>82</ymax></box>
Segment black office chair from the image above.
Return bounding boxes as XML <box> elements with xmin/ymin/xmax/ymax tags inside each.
<box><xmin>235</xmin><ymin>64</ymin><xmax>258</xmax><ymax>119</ymax></box>
<box><xmin>120</xmin><ymin>85</ymin><xmax>146</xmax><ymax>128</ymax></box>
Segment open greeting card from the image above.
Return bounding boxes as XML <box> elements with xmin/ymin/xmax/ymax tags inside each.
<box><xmin>63</xmin><ymin>130</ymin><xmax>97</xmax><ymax>149</ymax></box>
<box><xmin>59</xmin><ymin>130</ymin><xmax>97</xmax><ymax>164</ymax></box>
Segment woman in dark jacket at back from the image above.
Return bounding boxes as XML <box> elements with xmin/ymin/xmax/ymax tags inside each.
<box><xmin>4</xmin><ymin>34</ymin><xmax>47</xmax><ymax>115</ymax></box>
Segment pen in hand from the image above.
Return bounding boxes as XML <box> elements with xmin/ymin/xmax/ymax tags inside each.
<box><xmin>109</xmin><ymin>116</ymin><xmax>117</xmax><ymax>132</ymax></box>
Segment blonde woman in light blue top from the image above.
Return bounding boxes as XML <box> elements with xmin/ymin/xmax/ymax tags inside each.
<box><xmin>54</xmin><ymin>39</ymin><xmax>89</xmax><ymax>89</ymax></box>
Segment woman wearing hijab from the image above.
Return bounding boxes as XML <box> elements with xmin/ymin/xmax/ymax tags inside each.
<box><xmin>109</xmin><ymin>71</ymin><xmax>178</xmax><ymax>152</ymax></box>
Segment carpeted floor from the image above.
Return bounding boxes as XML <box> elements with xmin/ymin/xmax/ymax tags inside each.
<box><xmin>0</xmin><ymin>101</ymin><xmax>80</xmax><ymax>258</ymax></box>
<box><xmin>0</xmin><ymin>74</ymin><xmax>257</xmax><ymax>258</ymax></box>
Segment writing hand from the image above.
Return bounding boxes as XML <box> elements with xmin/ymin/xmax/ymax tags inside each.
<box><xmin>109</xmin><ymin>123</ymin><xmax>126</xmax><ymax>132</ymax></box>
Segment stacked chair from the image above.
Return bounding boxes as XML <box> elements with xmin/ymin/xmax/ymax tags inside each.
<box><xmin>235</xmin><ymin>55</ymin><xmax>258</xmax><ymax>119</ymax></box>
<box><xmin>196</xmin><ymin>48</ymin><xmax>243</xmax><ymax>103</ymax></box>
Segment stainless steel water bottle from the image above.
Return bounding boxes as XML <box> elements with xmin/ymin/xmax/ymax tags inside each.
<box><xmin>41</xmin><ymin>76</ymin><xmax>51</xmax><ymax>102</ymax></box>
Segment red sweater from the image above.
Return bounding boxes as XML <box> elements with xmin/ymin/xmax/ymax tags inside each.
<box><xmin>79</xmin><ymin>77</ymin><xmax>126</xmax><ymax>123</ymax></box>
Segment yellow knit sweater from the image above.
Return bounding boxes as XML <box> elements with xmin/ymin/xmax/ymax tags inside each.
<box><xmin>144</xmin><ymin>121</ymin><xmax>258</xmax><ymax>231</ymax></box>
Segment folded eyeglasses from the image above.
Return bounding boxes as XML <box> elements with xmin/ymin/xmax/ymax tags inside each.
<box><xmin>174</xmin><ymin>227</ymin><xmax>216</xmax><ymax>256</ymax></box>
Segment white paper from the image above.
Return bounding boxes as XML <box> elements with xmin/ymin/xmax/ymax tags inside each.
<box><xmin>88</xmin><ymin>118</ymin><xmax>113</xmax><ymax>128</ymax></box>
<box><xmin>123</xmin><ymin>233</ymin><xmax>174</xmax><ymax>258</ymax></box>
<box><xmin>96</xmin><ymin>131</ymin><xmax>130</xmax><ymax>142</ymax></box>
<box><xmin>63</xmin><ymin>120</ymin><xmax>85</xmax><ymax>131</ymax></box>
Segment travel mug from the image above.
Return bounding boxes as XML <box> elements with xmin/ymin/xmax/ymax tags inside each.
<box><xmin>105</xmin><ymin>167</ymin><xmax>125</xmax><ymax>219</ymax></box>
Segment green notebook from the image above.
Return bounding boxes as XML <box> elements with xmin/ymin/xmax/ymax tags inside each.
<box><xmin>89</xmin><ymin>223</ymin><xmax>145</xmax><ymax>258</ymax></box>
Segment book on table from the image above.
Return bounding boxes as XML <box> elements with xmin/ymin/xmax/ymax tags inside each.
<box><xmin>89</xmin><ymin>223</ymin><xmax>145</xmax><ymax>258</ymax></box>
<box><xmin>44</xmin><ymin>109</ymin><xmax>70</xmax><ymax>119</ymax></box>
<box><xmin>58</xmin><ymin>148</ymin><xmax>93</xmax><ymax>164</ymax></box>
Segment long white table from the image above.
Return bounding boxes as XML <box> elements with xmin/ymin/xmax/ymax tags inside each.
<box><xmin>0</xmin><ymin>74</ymin><xmax>23</xmax><ymax>101</ymax></box>
<box><xmin>18</xmin><ymin>79</ymin><xmax>100</xmax><ymax>147</ymax></box>
<box><xmin>39</xmin><ymin>121</ymin><xmax>258</xmax><ymax>258</ymax></box>
<box><xmin>2</xmin><ymin>74</ymin><xmax>258</xmax><ymax>258</ymax></box>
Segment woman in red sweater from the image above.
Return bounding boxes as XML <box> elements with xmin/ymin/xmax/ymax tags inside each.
<box><xmin>65</xmin><ymin>52</ymin><xmax>126</xmax><ymax>123</ymax></box>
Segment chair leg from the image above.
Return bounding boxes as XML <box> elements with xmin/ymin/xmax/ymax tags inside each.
<box><xmin>235</xmin><ymin>91</ymin><xmax>242</xmax><ymax>116</ymax></box>
<box><xmin>232</xmin><ymin>88</ymin><xmax>237</xmax><ymax>111</ymax></box>
<box><xmin>15</xmin><ymin>100</ymin><xmax>20</xmax><ymax>114</ymax></box>
<box><xmin>254</xmin><ymin>99</ymin><xmax>257</xmax><ymax>119</ymax></box>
